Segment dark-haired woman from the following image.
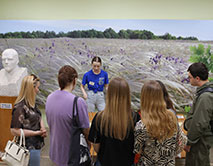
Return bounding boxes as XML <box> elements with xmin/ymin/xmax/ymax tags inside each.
<box><xmin>81</xmin><ymin>56</ymin><xmax>109</xmax><ymax>112</ymax></box>
<box><xmin>156</xmin><ymin>80</ymin><xmax>176</xmax><ymax>115</ymax></box>
<box><xmin>45</xmin><ymin>65</ymin><xmax>90</xmax><ymax>166</ymax></box>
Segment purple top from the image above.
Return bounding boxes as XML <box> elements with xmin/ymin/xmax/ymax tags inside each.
<box><xmin>45</xmin><ymin>90</ymin><xmax>90</xmax><ymax>166</ymax></box>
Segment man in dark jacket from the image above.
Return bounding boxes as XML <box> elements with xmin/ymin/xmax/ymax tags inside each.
<box><xmin>184</xmin><ymin>62</ymin><xmax>213</xmax><ymax>166</ymax></box>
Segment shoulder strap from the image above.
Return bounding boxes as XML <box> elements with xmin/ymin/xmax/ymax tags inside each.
<box><xmin>68</xmin><ymin>96</ymin><xmax>81</xmax><ymax>165</ymax></box>
<box><xmin>197</xmin><ymin>87</ymin><xmax>213</xmax><ymax>98</ymax></box>
<box><xmin>72</xmin><ymin>96</ymin><xmax>80</xmax><ymax>125</ymax></box>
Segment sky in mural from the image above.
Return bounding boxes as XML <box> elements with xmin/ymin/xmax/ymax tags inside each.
<box><xmin>0</xmin><ymin>20</ymin><xmax>213</xmax><ymax>40</ymax></box>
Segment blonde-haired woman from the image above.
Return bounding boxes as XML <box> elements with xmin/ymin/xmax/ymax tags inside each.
<box><xmin>134</xmin><ymin>80</ymin><xmax>186</xmax><ymax>166</ymax></box>
<box><xmin>88</xmin><ymin>77</ymin><xmax>140</xmax><ymax>166</ymax></box>
<box><xmin>10</xmin><ymin>74</ymin><xmax>47</xmax><ymax>166</ymax></box>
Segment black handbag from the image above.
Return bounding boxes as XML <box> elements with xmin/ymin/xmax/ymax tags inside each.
<box><xmin>68</xmin><ymin>96</ymin><xmax>91</xmax><ymax>166</ymax></box>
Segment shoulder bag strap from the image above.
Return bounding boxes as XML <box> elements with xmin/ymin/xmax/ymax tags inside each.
<box><xmin>19</xmin><ymin>129</ymin><xmax>26</xmax><ymax>148</ymax></box>
<box><xmin>197</xmin><ymin>87</ymin><xmax>213</xmax><ymax>98</ymax></box>
<box><xmin>72</xmin><ymin>96</ymin><xmax>80</xmax><ymax>126</ymax></box>
<box><xmin>68</xmin><ymin>96</ymin><xmax>81</xmax><ymax>165</ymax></box>
<box><xmin>21</xmin><ymin>129</ymin><xmax>26</xmax><ymax>148</ymax></box>
<box><xmin>19</xmin><ymin>128</ymin><xmax>23</xmax><ymax>146</ymax></box>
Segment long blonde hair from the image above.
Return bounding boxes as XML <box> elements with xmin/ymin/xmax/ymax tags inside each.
<box><xmin>15</xmin><ymin>74</ymin><xmax>40</xmax><ymax>108</ymax></box>
<box><xmin>97</xmin><ymin>77</ymin><xmax>133</xmax><ymax>140</ymax></box>
<box><xmin>140</xmin><ymin>80</ymin><xmax>177</xmax><ymax>142</ymax></box>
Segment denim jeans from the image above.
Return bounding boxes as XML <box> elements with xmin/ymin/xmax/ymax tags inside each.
<box><xmin>87</xmin><ymin>91</ymin><xmax>105</xmax><ymax>112</ymax></box>
<box><xmin>28</xmin><ymin>149</ymin><xmax>41</xmax><ymax>166</ymax></box>
<box><xmin>95</xmin><ymin>159</ymin><xmax>101</xmax><ymax>166</ymax></box>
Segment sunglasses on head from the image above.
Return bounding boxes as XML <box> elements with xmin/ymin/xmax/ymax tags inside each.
<box><xmin>30</xmin><ymin>74</ymin><xmax>38</xmax><ymax>80</ymax></box>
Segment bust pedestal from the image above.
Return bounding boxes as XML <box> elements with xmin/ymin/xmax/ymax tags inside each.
<box><xmin>0</xmin><ymin>96</ymin><xmax>17</xmax><ymax>154</ymax></box>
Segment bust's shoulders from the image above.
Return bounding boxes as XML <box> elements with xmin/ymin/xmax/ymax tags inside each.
<box><xmin>14</xmin><ymin>67</ymin><xmax>28</xmax><ymax>75</ymax></box>
<box><xmin>0</xmin><ymin>66</ymin><xmax>27</xmax><ymax>74</ymax></box>
<box><xmin>0</xmin><ymin>66</ymin><xmax>28</xmax><ymax>83</ymax></box>
<box><xmin>17</xmin><ymin>67</ymin><xmax>27</xmax><ymax>72</ymax></box>
<box><xmin>0</xmin><ymin>68</ymin><xmax>6</xmax><ymax>76</ymax></box>
<box><xmin>0</xmin><ymin>68</ymin><xmax>6</xmax><ymax>72</ymax></box>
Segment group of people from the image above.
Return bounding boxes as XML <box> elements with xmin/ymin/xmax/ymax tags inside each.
<box><xmin>8</xmin><ymin>55</ymin><xmax>213</xmax><ymax>166</ymax></box>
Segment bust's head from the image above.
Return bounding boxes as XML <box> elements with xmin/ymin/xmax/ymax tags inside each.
<box><xmin>1</xmin><ymin>48</ymin><xmax>19</xmax><ymax>73</ymax></box>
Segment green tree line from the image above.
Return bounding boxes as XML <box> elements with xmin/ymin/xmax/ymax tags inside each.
<box><xmin>0</xmin><ymin>28</ymin><xmax>198</xmax><ymax>40</ymax></box>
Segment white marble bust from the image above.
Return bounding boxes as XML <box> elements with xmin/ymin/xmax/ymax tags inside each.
<box><xmin>0</xmin><ymin>48</ymin><xmax>28</xmax><ymax>96</ymax></box>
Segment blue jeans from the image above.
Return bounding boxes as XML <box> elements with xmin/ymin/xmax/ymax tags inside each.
<box><xmin>87</xmin><ymin>91</ymin><xmax>105</xmax><ymax>112</ymax></box>
<box><xmin>28</xmin><ymin>149</ymin><xmax>41</xmax><ymax>166</ymax></box>
<box><xmin>95</xmin><ymin>159</ymin><xmax>101</xmax><ymax>166</ymax></box>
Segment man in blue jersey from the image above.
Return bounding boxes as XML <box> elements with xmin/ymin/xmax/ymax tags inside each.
<box><xmin>81</xmin><ymin>56</ymin><xmax>109</xmax><ymax>112</ymax></box>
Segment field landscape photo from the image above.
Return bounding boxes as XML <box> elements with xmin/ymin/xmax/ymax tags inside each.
<box><xmin>0</xmin><ymin>20</ymin><xmax>213</xmax><ymax>112</ymax></box>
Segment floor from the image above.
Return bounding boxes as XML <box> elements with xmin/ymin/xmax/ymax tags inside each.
<box><xmin>1</xmin><ymin>128</ymin><xmax>213</xmax><ymax>166</ymax></box>
<box><xmin>0</xmin><ymin>131</ymin><xmax>213</xmax><ymax>166</ymax></box>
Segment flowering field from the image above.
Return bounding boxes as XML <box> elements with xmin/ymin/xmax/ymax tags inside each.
<box><xmin>0</xmin><ymin>38</ymin><xmax>212</xmax><ymax>111</ymax></box>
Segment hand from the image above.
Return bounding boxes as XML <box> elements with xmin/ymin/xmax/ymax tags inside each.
<box><xmin>34</xmin><ymin>129</ymin><xmax>47</xmax><ymax>137</ymax></box>
<box><xmin>40</xmin><ymin>128</ymin><xmax>47</xmax><ymax>137</ymax></box>
<box><xmin>184</xmin><ymin>145</ymin><xmax>191</xmax><ymax>152</ymax></box>
<box><xmin>83</xmin><ymin>93</ymin><xmax>88</xmax><ymax>100</ymax></box>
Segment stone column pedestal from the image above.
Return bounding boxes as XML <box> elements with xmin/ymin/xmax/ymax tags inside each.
<box><xmin>0</xmin><ymin>96</ymin><xmax>17</xmax><ymax>154</ymax></box>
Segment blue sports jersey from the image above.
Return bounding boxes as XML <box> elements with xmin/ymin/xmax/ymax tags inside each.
<box><xmin>82</xmin><ymin>69</ymin><xmax>109</xmax><ymax>93</ymax></box>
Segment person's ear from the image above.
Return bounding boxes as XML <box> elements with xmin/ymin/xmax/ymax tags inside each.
<box><xmin>195</xmin><ymin>76</ymin><xmax>201</xmax><ymax>82</ymax></box>
<box><xmin>72</xmin><ymin>78</ymin><xmax>78</xmax><ymax>88</ymax></box>
<box><xmin>71</xmin><ymin>78</ymin><xmax>78</xmax><ymax>90</ymax></box>
<box><xmin>74</xmin><ymin>78</ymin><xmax>78</xmax><ymax>86</ymax></box>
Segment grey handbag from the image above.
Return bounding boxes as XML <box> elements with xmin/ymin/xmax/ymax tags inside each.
<box><xmin>2</xmin><ymin>129</ymin><xmax>30</xmax><ymax>166</ymax></box>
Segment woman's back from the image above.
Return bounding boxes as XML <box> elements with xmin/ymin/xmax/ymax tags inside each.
<box><xmin>46</xmin><ymin>91</ymin><xmax>89</xmax><ymax>165</ymax></box>
<box><xmin>89</xmin><ymin>112</ymin><xmax>140</xmax><ymax>166</ymax></box>
<box><xmin>134</xmin><ymin>120</ymin><xmax>178</xmax><ymax>166</ymax></box>
<box><xmin>88</xmin><ymin>77</ymin><xmax>140</xmax><ymax>166</ymax></box>
<box><xmin>46</xmin><ymin>65</ymin><xmax>90</xmax><ymax>166</ymax></box>
<box><xmin>135</xmin><ymin>80</ymin><xmax>187</xmax><ymax>166</ymax></box>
